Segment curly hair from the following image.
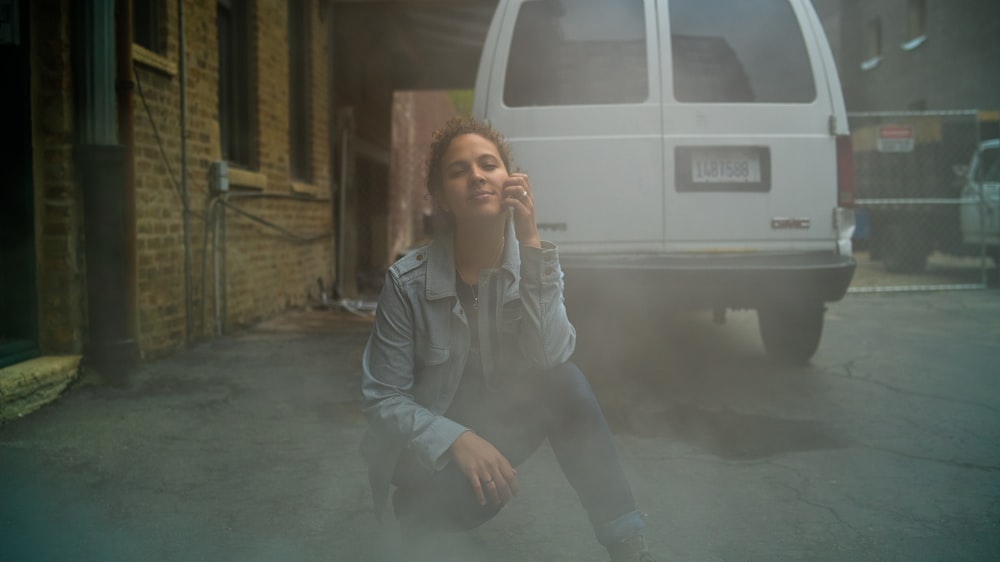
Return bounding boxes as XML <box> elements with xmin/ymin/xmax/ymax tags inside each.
<box><xmin>425</xmin><ymin>116</ymin><xmax>513</xmax><ymax>198</ymax></box>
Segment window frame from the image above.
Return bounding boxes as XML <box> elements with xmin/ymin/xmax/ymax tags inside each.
<box><xmin>902</xmin><ymin>0</ymin><xmax>928</xmax><ymax>51</ymax></box>
<box><xmin>133</xmin><ymin>0</ymin><xmax>165</xmax><ymax>54</ymax></box>
<box><xmin>217</xmin><ymin>0</ymin><xmax>256</xmax><ymax>169</ymax></box>
<box><xmin>288</xmin><ymin>0</ymin><xmax>312</xmax><ymax>182</ymax></box>
<box><xmin>861</xmin><ymin>17</ymin><xmax>882</xmax><ymax>71</ymax></box>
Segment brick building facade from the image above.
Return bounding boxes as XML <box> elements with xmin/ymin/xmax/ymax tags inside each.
<box><xmin>388</xmin><ymin>90</ymin><xmax>460</xmax><ymax>264</ymax></box>
<box><xmin>811</xmin><ymin>0</ymin><xmax>1000</xmax><ymax>112</ymax></box>
<box><xmin>2</xmin><ymin>0</ymin><xmax>335</xmax><ymax>380</ymax></box>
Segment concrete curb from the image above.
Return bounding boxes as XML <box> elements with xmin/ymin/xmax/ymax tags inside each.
<box><xmin>0</xmin><ymin>355</ymin><xmax>82</xmax><ymax>424</ymax></box>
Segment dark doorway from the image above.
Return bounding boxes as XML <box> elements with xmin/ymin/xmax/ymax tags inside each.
<box><xmin>0</xmin><ymin>0</ymin><xmax>39</xmax><ymax>368</ymax></box>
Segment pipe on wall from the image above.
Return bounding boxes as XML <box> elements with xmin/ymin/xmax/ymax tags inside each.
<box><xmin>326</xmin><ymin>0</ymin><xmax>339</xmax><ymax>299</ymax></box>
<box><xmin>178</xmin><ymin>0</ymin><xmax>193</xmax><ymax>344</ymax></box>
<box><xmin>206</xmin><ymin>191</ymin><xmax>333</xmax><ymax>336</ymax></box>
<box><xmin>335</xmin><ymin>108</ymin><xmax>355</xmax><ymax>299</ymax></box>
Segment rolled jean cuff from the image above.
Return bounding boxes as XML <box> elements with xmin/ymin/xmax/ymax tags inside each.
<box><xmin>595</xmin><ymin>509</ymin><xmax>646</xmax><ymax>547</ymax></box>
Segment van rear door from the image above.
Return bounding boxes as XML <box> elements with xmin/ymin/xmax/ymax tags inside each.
<box><xmin>660</xmin><ymin>0</ymin><xmax>840</xmax><ymax>252</ymax></box>
<box><xmin>474</xmin><ymin>0</ymin><xmax>664</xmax><ymax>253</ymax></box>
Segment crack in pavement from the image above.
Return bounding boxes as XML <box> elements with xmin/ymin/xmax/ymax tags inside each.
<box><xmin>822</xmin><ymin>359</ymin><xmax>999</xmax><ymax>415</ymax></box>
<box><xmin>859</xmin><ymin>444</ymin><xmax>1000</xmax><ymax>473</ymax></box>
<box><xmin>629</xmin><ymin>451</ymin><xmax>871</xmax><ymax>539</ymax></box>
<box><xmin>767</xmin><ymin>460</ymin><xmax>862</xmax><ymax>536</ymax></box>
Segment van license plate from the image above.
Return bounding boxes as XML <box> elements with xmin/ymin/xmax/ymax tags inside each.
<box><xmin>676</xmin><ymin>146</ymin><xmax>770</xmax><ymax>192</ymax></box>
<box><xmin>692</xmin><ymin>152</ymin><xmax>761</xmax><ymax>183</ymax></box>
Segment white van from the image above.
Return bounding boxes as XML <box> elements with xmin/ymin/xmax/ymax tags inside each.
<box><xmin>473</xmin><ymin>0</ymin><xmax>856</xmax><ymax>363</ymax></box>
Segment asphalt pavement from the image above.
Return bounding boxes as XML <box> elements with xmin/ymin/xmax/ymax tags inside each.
<box><xmin>1</xmin><ymin>290</ymin><xmax>999</xmax><ymax>561</ymax></box>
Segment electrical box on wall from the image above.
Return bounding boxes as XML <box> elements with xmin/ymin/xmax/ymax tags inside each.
<box><xmin>209</xmin><ymin>161</ymin><xmax>228</xmax><ymax>193</ymax></box>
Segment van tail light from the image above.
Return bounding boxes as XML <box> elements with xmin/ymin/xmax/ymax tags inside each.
<box><xmin>836</xmin><ymin>134</ymin><xmax>855</xmax><ymax>208</ymax></box>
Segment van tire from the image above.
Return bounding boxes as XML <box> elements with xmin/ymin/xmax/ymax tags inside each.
<box><xmin>757</xmin><ymin>303</ymin><xmax>825</xmax><ymax>365</ymax></box>
<box><xmin>881</xmin><ymin>222</ymin><xmax>929</xmax><ymax>273</ymax></box>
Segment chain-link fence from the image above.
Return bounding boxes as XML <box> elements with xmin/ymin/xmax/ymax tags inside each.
<box><xmin>848</xmin><ymin>110</ymin><xmax>998</xmax><ymax>293</ymax></box>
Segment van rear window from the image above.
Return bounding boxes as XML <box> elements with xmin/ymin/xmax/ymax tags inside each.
<box><xmin>669</xmin><ymin>0</ymin><xmax>816</xmax><ymax>103</ymax></box>
<box><xmin>503</xmin><ymin>0</ymin><xmax>648</xmax><ymax>107</ymax></box>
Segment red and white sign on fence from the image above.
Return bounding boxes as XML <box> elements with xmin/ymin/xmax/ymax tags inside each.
<box><xmin>877</xmin><ymin>124</ymin><xmax>915</xmax><ymax>153</ymax></box>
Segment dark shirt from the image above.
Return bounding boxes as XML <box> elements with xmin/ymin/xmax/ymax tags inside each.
<box><xmin>446</xmin><ymin>277</ymin><xmax>488</xmax><ymax>424</ymax></box>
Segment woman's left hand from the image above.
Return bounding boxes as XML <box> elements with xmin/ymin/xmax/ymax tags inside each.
<box><xmin>502</xmin><ymin>173</ymin><xmax>541</xmax><ymax>248</ymax></box>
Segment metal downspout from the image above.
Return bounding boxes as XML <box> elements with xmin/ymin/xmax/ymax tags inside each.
<box><xmin>74</xmin><ymin>0</ymin><xmax>137</xmax><ymax>377</ymax></box>
<box><xmin>115</xmin><ymin>0</ymin><xmax>138</xmax><ymax>353</ymax></box>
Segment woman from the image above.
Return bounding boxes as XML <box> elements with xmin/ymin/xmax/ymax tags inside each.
<box><xmin>360</xmin><ymin>117</ymin><xmax>657</xmax><ymax>562</ymax></box>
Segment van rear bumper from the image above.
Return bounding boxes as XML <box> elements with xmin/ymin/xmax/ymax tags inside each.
<box><xmin>561</xmin><ymin>252</ymin><xmax>856</xmax><ymax>309</ymax></box>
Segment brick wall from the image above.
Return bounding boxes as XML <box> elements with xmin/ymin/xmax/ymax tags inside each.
<box><xmin>833</xmin><ymin>0</ymin><xmax>1000</xmax><ymax>111</ymax></box>
<box><xmin>29</xmin><ymin>0</ymin><xmax>334</xmax><ymax>360</ymax></box>
<box><xmin>222</xmin><ymin>198</ymin><xmax>333</xmax><ymax>326</ymax></box>
<box><xmin>388</xmin><ymin>91</ymin><xmax>459</xmax><ymax>262</ymax></box>
<box><xmin>131</xmin><ymin>0</ymin><xmax>333</xmax><ymax>357</ymax></box>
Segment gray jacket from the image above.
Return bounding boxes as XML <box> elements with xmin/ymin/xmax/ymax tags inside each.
<box><xmin>360</xmin><ymin>219</ymin><xmax>576</xmax><ymax>520</ymax></box>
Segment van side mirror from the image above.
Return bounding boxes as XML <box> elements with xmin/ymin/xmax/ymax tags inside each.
<box><xmin>952</xmin><ymin>164</ymin><xmax>969</xmax><ymax>178</ymax></box>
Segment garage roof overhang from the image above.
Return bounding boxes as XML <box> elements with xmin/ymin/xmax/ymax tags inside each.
<box><xmin>333</xmin><ymin>0</ymin><xmax>498</xmax><ymax>91</ymax></box>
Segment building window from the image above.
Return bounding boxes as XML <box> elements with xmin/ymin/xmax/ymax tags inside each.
<box><xmin>133</xmin><ymin>0</ymin><xmax>163</xmax><ymax>53</ymax></box>
<box><xmin>861</xmin><ymin>18</ymin><xmax>882</xmax><ymax>71</ymax></box>
<box><xmin>288</xmin><ymin>0</ymin><xmax>311</xmax><ymax>182</ymax></box>
<box><xmin>217</xmin><ymin>0</ymin><xmax>254</xmax><ymax>167</ymax></box>
<box><xmin>902</xmin><ymin>0</ymin><xmax>927</xmax><ymax>50</ymax></box>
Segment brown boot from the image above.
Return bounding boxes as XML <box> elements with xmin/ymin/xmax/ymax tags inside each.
<box><xmin>607</xmin><ymin>534</ymin><xmax>658</xmax><ymax>562</ymax></box>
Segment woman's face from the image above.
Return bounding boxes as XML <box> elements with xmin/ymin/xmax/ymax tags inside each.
<box><xmin>436</xmin><ymin>133</ymin><xmax>509</xmax><ymax>226</ymax></box>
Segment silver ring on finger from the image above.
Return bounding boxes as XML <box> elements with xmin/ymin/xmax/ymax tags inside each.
<box><xmin>519</xmin><ymin>188</ymin><xmax>527</xmax><ymax>199</ymax></box>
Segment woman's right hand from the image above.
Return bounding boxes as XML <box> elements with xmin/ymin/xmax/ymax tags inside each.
<box><xmin>449</xmin><ymin>430</ymin><xmax>519</xmax><ymax>506</ymax></box>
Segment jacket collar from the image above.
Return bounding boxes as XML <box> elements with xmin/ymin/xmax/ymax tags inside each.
<box><xmin>425</xmin><ymin>217</ymin><xmax>520</xmax><ymax>301</ymax></box>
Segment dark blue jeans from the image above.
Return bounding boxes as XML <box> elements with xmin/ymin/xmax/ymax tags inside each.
<box><xmin>391</xmin><ymin>361</ymin><xmax>644</xmax><ymax>546</ymax></box>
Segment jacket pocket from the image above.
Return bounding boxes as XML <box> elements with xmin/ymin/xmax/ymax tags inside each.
<box><xmin>415</xmin><ymin>343</ymin><xmax>450</xmax><ymax>368</ymax></box>
<box><xmin>412</xmin><ymin>344</ymin><xmax>451</xmax><ymax>407</ymax></box>
<box><xmin>499</xmin><ymin>301</ymin><xmax>523</xmax><ymax>337</ymax></box>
